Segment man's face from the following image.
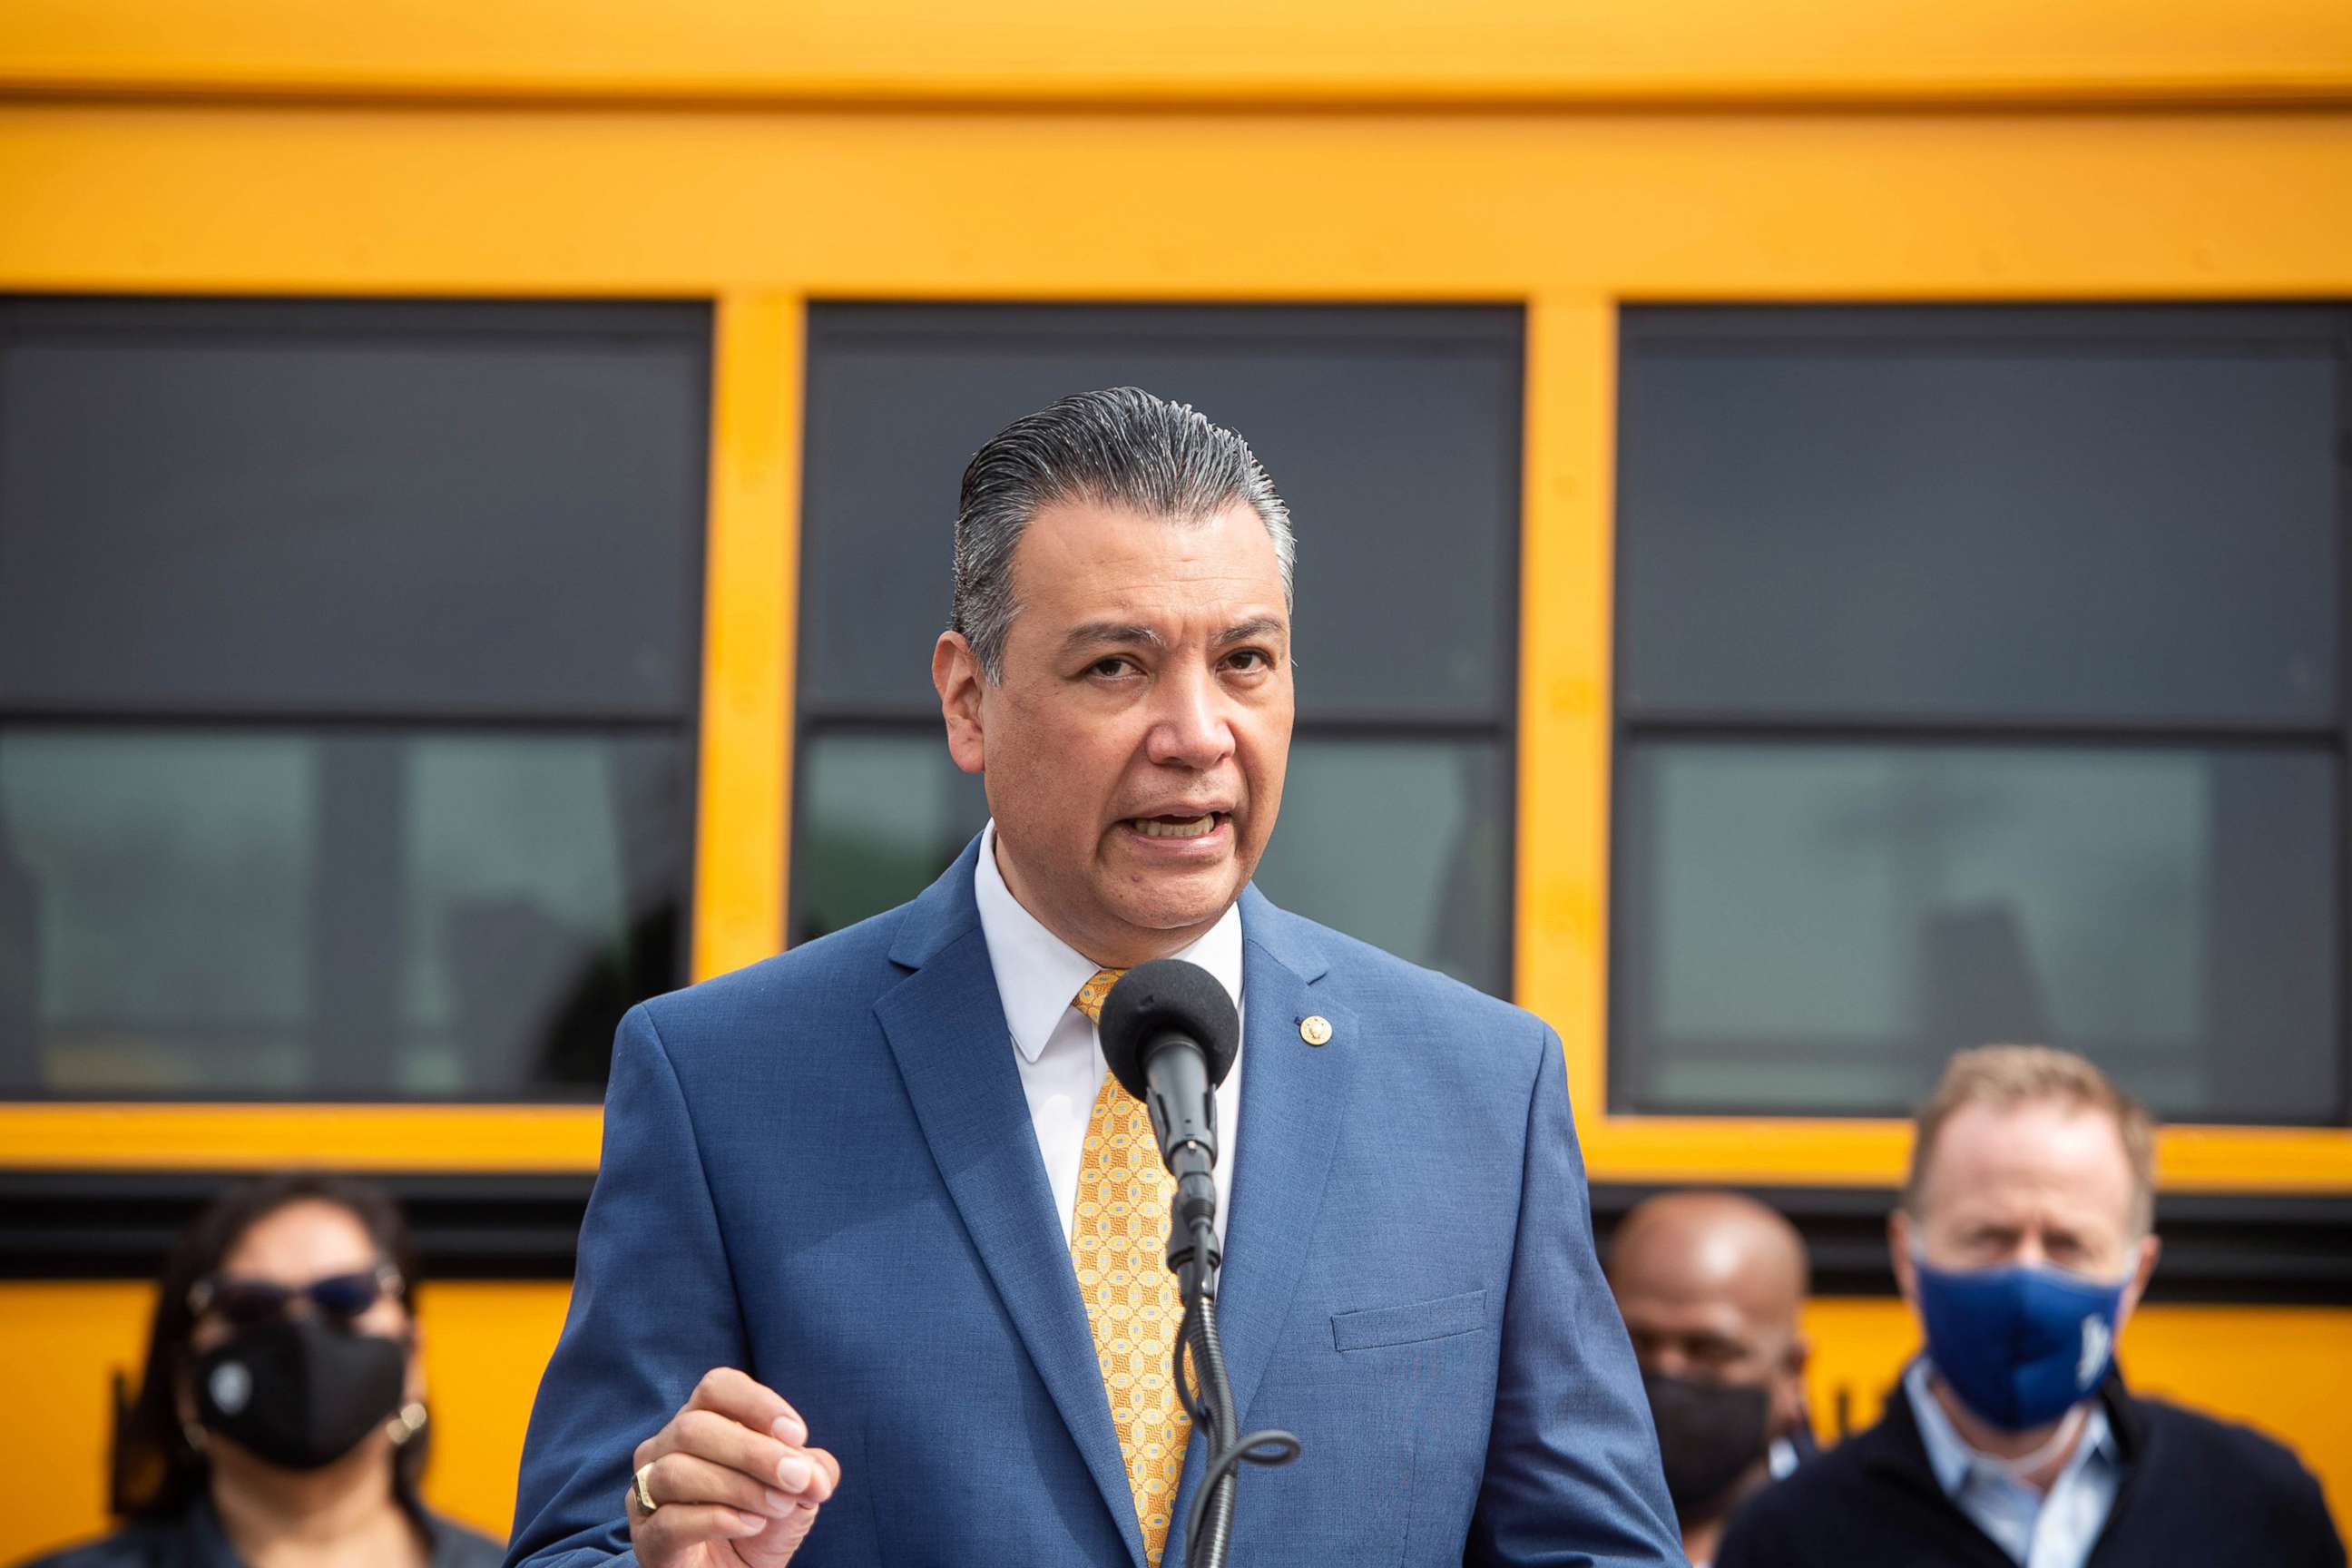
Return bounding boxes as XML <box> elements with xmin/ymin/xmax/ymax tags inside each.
<box><xmin>1614</xmin><ymin>1260</ymin><xmax>1806</xmax><ymax>1442</ymax></box>
<box><xmin>1892</xmin><ymin>1099</ymin><xmax>2159</xmax><ymax>1316</ymax></box>
<box><xmin>933</xmin><ymin>496</ymin><xmax>1292</xmax><ymax>966</ymax></box>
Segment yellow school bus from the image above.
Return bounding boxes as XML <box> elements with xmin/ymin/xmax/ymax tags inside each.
<box><xmin>2</xmin><ymin>0</ymin><xmax>2348</xmax><ymax>1555</ymax></box>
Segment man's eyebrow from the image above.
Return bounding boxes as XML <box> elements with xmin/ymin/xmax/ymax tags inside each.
<box><xmin>1213</xmin><ymin>617</ymin><xmax>1287</xmax><ymax>647</ymax></box>
<box><xmin>1057</xmin><ymin>617</ymin><xmax>1287</xmax><ymax>656</ymax></box>
<box><xmin>1060</xmin><ymin>622</ymin><xmax>1167</xmax><ymax>655</ymax></box>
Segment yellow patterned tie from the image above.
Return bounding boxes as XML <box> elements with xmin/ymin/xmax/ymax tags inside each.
<box><xmin>1070</xmin><ymin>966</ymin><xmax>1190</xmax><ymax>1565</ymax></box>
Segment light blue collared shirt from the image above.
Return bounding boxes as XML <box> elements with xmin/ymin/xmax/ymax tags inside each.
<box><xmin>1904</xmin><ymin>1359</ymin><xmax>2125</xmax><ymax>1568</ymax></box>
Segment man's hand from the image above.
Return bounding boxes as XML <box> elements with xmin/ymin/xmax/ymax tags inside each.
<box><xmin>626</xmin><ymin>1368</ymin><xmax>842</xmax><ymax>1568</ymax></box>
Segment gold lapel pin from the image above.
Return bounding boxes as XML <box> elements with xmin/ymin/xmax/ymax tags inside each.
<box><xmin>1299</xmin><ymin>1015</ymin><xmax>1333</xmax><ymax>1046</ymax></box>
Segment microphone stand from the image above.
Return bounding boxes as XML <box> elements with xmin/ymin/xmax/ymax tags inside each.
<box><xmin>1166</xmin><ymin>1158</ymin><xmax>1298</xmax><ymax>1568</ymax></box>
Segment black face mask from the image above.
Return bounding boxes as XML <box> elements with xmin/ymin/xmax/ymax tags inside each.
<box><xmin>1642</xmin><ymin>1369</ymin><xmax>1773</xmax><ymax>1524</ymax></box>
<box><xmin>191</xmin><ymin>1318</ymin><xmax>408</xmax><ymax>1471</ymax></box>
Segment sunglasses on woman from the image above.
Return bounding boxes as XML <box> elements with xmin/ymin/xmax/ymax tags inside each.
<box><xmin>187</xmin><ymin>1261</ymin><xmax>406</xmax><ymax>1328</ymax></box>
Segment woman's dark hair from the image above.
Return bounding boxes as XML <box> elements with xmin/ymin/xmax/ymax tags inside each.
<box><xmin>112</xmin><ymin>1171</ymin><xmax>430</xmax><ymax>1520</ymax></box>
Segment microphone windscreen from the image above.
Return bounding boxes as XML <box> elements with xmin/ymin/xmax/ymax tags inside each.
<box><xmin>1098</xmin><ymin>958</ymin><xmax>1241</xmax><ymax>1102</ymax></box>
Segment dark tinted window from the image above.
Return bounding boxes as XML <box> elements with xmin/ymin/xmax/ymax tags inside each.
<box><xmin>1</xmin><ymin>299</ymin><xmax>710</xmax><ymax>718</ymax></box>
<box><xmin>0</xmin><ymin>298</ymin><xmax>709</xmax><ymax>1099</ymax></box>
<box><xmin>1618</xmin><ymin>307</ymin><xmax>2340</xmax><ymax>725</ymax></box>
<box><xmin>796</xmin><ymin>732</ymin><xmax>1510</xmax><ymax>995</ymax></box>
<box><xmin>0</xmin><ymin>728</ymin><xmax>686</xmax><ymax>1098</ymax></box>
<box><xmin>799</xmin><ymin>306</ymin><xmax>1522</xmax><ymax>724</ymax></box>
<box><xmin>794</xmin><ymin>305</ymin><xmax>1521</xmax><ymax>995</ymax></box>
<box><xmin>1612</xmin><ymin>304</ymin><xmax>2350</xmax><ymax>1125</ymax></box>
<box><xmin>1614</xmin><ymin>740</ymin><xmax>2337</xmax><ymax>1122</ymax></box>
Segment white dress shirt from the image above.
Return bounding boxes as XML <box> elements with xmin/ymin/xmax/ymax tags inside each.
<box><xmin>1904</xmin><ymin>1358</ymin><xmax>2124</xmax><ymax>1568</ymax></box>
<box><xmin>973</xmin><ymin>820</ymin><xmax>1246</xmax><ymax>1245</ymax></box>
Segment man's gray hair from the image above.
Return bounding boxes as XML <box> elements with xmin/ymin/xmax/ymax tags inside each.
<box><xmin>952</xmin><ymin>387</ymin><xmax>1295</xmax><ymax>681</ymax></box>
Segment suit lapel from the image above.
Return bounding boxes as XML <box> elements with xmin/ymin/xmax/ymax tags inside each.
<box><xmin>1165</xmin><ymin>889</ymin><xmax>1353</xmax><ymax>1565</ymax></box>
<box><xmin>874</xmin><ymin>842</ymin><xmax>1148</xmax><ymax>1567</ymax></box>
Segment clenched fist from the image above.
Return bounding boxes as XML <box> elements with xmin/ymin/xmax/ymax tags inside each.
<box><xmin>625</xmin><ymin>1368</ymin><xmax>842</xmax><ymax>1567</ymax></box>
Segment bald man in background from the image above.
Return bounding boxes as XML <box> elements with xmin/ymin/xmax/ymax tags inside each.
<box><xmin>1607</xmin><ymin>1193</ymin><xmax>1818</xmax><ymax>1568</ymax></box>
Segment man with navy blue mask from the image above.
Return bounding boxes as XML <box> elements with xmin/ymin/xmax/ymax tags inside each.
<box><xmin>1718</xmin><ymin>1044</ymin><xmax>2343</xmax><ymax>1568</ymax></box>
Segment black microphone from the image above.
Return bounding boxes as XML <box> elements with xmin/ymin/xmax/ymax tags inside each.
<box><xmin>1102</xmin><ymin>958</ymin><xmax>1300</xmax><ymax>1568</ymax></box>
<box><xmin>1097</xmin><ymin>959</ymin><xmax>1240</xmax><ymax>1273</ymax></box>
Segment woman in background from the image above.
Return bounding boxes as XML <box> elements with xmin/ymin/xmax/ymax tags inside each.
<box><xmin>22</xmin><ymin>1172</ymin><xmax>503</xmax><ymax>1568</ymax></box>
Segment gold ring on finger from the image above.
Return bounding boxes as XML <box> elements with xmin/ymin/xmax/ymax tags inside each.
<box><xmin>632</xmin><ymin>1462</ymin><xmax>660</xmax><ymax>1516</ymax></box>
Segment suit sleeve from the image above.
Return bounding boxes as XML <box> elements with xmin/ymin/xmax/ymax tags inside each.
<box><xmin>505</xmin><ymin>1004</ymin><xmax>751</xmax><ymax>1568</ymax></box>
<box><xmin>1464</xmin><ymin>1022</ymin><xmax>1685</xmax><ymax>1567</ymax></box>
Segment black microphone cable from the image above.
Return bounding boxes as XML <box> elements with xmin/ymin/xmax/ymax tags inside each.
<box><xmin>1096</xmin><ymin>961</ymin><xmax>1299</xmax><ymax>1568</ymax></box>
<box><xmin>1174</xmin><ymin>1216</ymin><xmax>1298</xmax><ymax>1568</ymax></box>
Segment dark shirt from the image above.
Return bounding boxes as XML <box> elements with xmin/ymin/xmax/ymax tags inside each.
<box><xmin>1717</xmin><ymin>1369</ymin><xmax>2346</xmax><ymax>1568</ymax></box>
<box><xmin>18</xmin><ymin>1496</ymin><xmax>505</xmax><ymax>1568</ymax></box>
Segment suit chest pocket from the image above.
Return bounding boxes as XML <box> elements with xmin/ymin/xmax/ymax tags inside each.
<box><xmin>1330</xmin><ymin>1288</ymin><xmax>1487</xmax><ymax>1352</ymax></box>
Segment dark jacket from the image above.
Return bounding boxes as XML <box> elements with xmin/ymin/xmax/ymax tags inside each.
<box><xmin>18</xmin><ymin>1496</ymin><xmax>505</xmax><ymax>1568</ymax></box>
<box><xmin>1718</xmin><ymin>1370</ymin><xmax>2345</xmax><ymax>1568</ymax></box>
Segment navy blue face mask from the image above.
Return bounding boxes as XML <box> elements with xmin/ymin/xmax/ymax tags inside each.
<box><xmin>1912</xmin><ymin>1253</ymin><xmax>2129</xmax><ymax>1432</ymax></box>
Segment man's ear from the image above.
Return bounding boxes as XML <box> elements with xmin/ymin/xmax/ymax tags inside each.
<box><xmin>1772</xmin><ymin>1331</ymin><xmax>1812</xmax><ymax>1438</ymax></box>
<box><xmin>2118</xmin><ymin>1230</ymin><xmax>2162</xmax><ymax>1327</ymax></box>
<box><xmin>1887</xmin><ymin>1210</ymin><xmax>1919</xmax><ymax>1310</ymax></box>
<box><xmin>934</xmin><ymin>632</ymin><xmax>988</xmax><ymax>776</ymax></box>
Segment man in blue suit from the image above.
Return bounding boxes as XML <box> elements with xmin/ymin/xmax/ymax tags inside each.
<box><xmin>506</xmin><ymin>387</ymin><xmax>1681</xmax><ymax>1568</ymax></box>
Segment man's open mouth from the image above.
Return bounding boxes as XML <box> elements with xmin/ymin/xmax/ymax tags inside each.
<box><xmin>1129</xmin><ymin>812</ymin><xmax>1228</xmax><ymax>840</ymax></box>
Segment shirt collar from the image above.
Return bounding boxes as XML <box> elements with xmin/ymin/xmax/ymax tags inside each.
<box><xmin>973</xmin><ymin>819</ymin><xmax>1244</xmax><ymax>1063</ymax></box>
<box><xmin>1904</xmin><ymin>1357</ymin><xmax>2118</xmax><ymax>1499</ymax></box>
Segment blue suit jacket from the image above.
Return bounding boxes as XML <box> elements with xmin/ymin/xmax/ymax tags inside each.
<box><xmin>508</xmin><ymin>838</ymin><xmax>1680</xmax><ymax>1566</ymax></box>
